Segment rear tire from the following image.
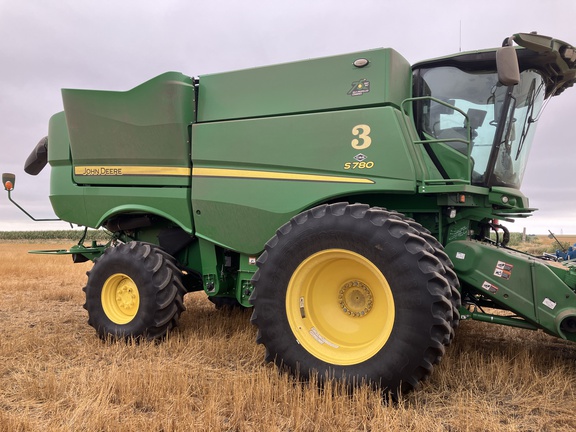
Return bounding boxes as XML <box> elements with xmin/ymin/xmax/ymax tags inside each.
<box><xmin>83</xmin><ymin>242</ymin><xmax>186</xmax><ymax>340</ymax></box>
<box><xmin>250</xmin><ymin>203</ymin><xmax>452</xmax><ymax>395</ymax></box>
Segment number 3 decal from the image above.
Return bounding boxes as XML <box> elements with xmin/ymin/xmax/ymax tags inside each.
<box><xmin>351</xmin><ymin>124</ymin><xmax>371</xmax><ymax>149</ymax></box>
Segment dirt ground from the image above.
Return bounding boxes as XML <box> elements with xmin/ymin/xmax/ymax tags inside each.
<box><xmin>1</xmin><ymin>243</ymin><xmax>576</xmax><ymax>431</ymax></box>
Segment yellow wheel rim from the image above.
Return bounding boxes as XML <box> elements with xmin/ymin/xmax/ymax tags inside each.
<box><xmin>101</xmin><ymin>273</ymin><xmax>140</xmax><ymax>325</ymax></box>
<box><xmin>286</xmin><ymin>249</ymin><xmax>395</xmax><ymax>365</ymax></box>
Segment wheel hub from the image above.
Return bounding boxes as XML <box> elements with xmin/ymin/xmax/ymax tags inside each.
<box><xmin>116</xmin><ymin>281</ymin><xmax>137</xmax><ymax>310</ymax></box>
<box><xmin>339</xmin><ymin>280</ymin><xmax>373</xmax><ymax>317</ymax></box>
<box><xmin>101</xmin><ymin>273</ymin><xmax>140</xmax><ymax>325</ymax></box>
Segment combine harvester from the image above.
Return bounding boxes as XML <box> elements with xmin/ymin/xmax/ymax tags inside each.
<box><xmin>4</xmin><ymin>32</ymin><xmax>576</xmax><ymax>395</ymax></box>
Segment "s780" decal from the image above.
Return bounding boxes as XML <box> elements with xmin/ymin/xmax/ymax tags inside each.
<box><xmin>344</xmin><ymin>161</ymin><xmax>374</xmax><ymax>170</ymax></box>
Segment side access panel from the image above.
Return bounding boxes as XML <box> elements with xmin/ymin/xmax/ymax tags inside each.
<box><xmin>191</xmin><ymin>106</ymin><xmax>418</xmax><ymax>254</ymax></box>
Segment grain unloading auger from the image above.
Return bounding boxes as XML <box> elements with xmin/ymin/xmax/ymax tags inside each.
<box><xmin>4</xmin><ymin>32</ymin><xmax>576</xmax><ymax>395</ymax></box>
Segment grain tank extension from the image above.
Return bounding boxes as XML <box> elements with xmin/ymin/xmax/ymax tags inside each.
<box><xmin>6</xmin><ymin>32</ymin><xmax>576</xmax><ymax>395</ymax></box>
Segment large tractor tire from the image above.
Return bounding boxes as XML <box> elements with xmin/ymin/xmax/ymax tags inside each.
<box><xmin>399</xmin><ymin>214</ymin><xmax>462</xmax><ymax>343</ymax></box>
<box><xmin>250</xmin><ymin>203</ymin><xmax>453</xmax><ymax>395</ymax></box>
<box><xmin>83</xmin><ymin>242</ymin><xmax>186</xmax><ymax>340</ymax></box>
<box><xmin>414</xmin><ymin>230</ymin><xmax>461</xmax><ymax>339</ymax></box>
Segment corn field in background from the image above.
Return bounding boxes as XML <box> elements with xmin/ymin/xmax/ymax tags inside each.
<box><xmin>0</xmin><ymin>241</ymin><xmax>576</xmax><ymax>431</ymax></box>
<box><xmin>0</xmin><ymin>230</ymin><xmax>110</xmax><ymax>241</ymax></box>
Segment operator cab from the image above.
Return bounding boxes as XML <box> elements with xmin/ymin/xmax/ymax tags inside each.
<box><xmin>412</xmin><ymin>33</ymin><xmax>576</xmax><ymax>190</ymax></box>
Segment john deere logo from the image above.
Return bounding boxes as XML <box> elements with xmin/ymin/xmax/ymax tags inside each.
<box><xmin>348</xmin><ymin>79</ymin><xmax>370</xmax><ymax>96</ymax></box>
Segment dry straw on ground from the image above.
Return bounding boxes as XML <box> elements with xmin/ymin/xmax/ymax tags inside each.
<box><xmin>1</xmin><ymin>243</ymin><xmax>575</xmax><ymax>431</ymax></box>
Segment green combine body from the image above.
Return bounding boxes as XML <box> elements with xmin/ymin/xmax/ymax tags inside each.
<box><xmin>7</xmin><ymin>32</ymin><xmax>576</xmax><ymax>395</ymax></box>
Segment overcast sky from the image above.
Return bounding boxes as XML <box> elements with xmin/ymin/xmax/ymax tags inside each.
<box><xmin>1</xmin><ymin>0</ymin><xmax>575</xmax><ymax>234</ymax></box>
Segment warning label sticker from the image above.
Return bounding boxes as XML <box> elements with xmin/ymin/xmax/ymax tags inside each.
<box><xmin>482</xmin><ymin>281</ymin><xmax>499</xmax><ymax>294</ymax></box>
<box><xmin>494</xmin><ymin>261</ymin><xmax>513</xmax><ymax>280</ymax></box>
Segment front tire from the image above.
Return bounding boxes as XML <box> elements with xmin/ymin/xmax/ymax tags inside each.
<box><xmin>83</xmin><ymin>242</ymin><xmax>186</xmax><ymax>340</ymax></box>
<box><xmin>250</xmin><ymin>203</ymin><xmax>452</xmax><ymax>394</ymax></box>
<box><xmin>400</xmin><ymin>215</ymin><xmax>462</xmax><ymax>342</ymax></box>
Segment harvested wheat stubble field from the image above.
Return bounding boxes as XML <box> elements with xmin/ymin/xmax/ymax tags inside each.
<box><xmin>1</xmin><ymin>243</ymin><xmax>576</xmax><ymax>432</ymax></box>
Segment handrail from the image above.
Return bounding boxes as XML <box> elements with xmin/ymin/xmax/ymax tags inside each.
<box><xmin>401</xmin><ymin>96</ymin><xmax>474</xmax><ymax>186</ymax></box>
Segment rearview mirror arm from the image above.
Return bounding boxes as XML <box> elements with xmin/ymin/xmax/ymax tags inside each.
<box><xmin>4</xmin><ymin>189</ymin><xmax>61</xmax><ymax>222</ymax></box>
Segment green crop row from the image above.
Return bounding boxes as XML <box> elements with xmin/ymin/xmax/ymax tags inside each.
<box><xmin>0</xmin><ymin>230</ymin><xmax>111</xmax><ymax>241</ymax></box>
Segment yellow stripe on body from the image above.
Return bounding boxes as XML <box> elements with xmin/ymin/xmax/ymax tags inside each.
<box><xmin>74</xmin><ymin>166</ymin><xmax>191</xmax><ymax>176</ymax></box>
<box><xmin>192</xmin><ymin>168</ymin><xmax>374</xmax><ymax>184</ymax></box>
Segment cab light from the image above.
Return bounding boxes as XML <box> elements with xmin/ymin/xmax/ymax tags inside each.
<box><xmin>353</xmin><ymin>58</ymin><xmax>369</xmax><ymax>68</ymax></box>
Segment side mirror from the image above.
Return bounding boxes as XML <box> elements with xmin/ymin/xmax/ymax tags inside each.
<box><xmin>496</xmin><ymin>41</ymin><xmax>520</xmax><ymax>86</ymax></box>
<box><xmin>24</xmin><ymin>136</ymin><xmax>48</xmax><ymax>176</ymax></box>
<box><xmin>2</xmin><ymin>173</ymin><xmax>15</xmax><ymax>191</ymax></box>
<box><xmin>1</xmin><ymin>171</ymin><xmax>60</xmax><ymax>222</ymax></box>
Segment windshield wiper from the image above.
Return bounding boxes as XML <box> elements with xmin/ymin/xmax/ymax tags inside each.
<box><xmin>515</xmin><ymin>78</ymin><xmax>539</xmax><ymax>160</ymax></box>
